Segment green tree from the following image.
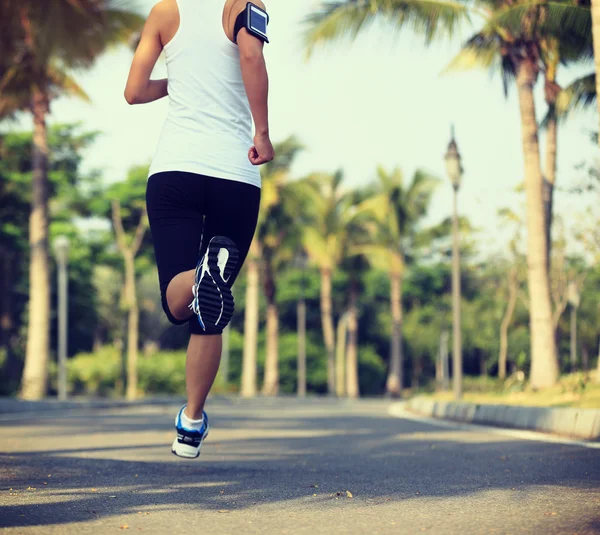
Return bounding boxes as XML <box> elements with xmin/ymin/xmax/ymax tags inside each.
<box><xmin>89</xmin><ymin>166</ymin><xmax>150</xmax><ymax>399</ymax></box>
<box><xmin>0</xmin><ymin>0</ymin><xmax>143</xmax><ymax>399</ymax></box>
<box><xmin>108</xmin><ymin>168</ymin><xmax>148</xmax><ymax>400</ymax></box>
<box><xmin>355</xmin><ymin>167</ymin><xmax>438</xmax><ymax>396</ymax></box>
<box><xmin>257</xmin><ymin>137</ymin><xmax>304</xmax><ymax>395</ymax></box>
<box><xmin>300</xmin><ymin>171</ymin><xmax>361</xmax><ymax>394</ymax></box>
<box><xmin>496</xmin><ymin>209</ymin><xmax>525</xmax><ymax>380</ymax></box>
<box><xmin>0</xmin><ymin>124</ymin><xmax>100</xmax><ymax>393</ymax></box>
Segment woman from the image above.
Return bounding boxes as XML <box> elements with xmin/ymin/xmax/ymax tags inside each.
<box><xmin>124</xmin><ymin>0</ymin><xmax>274</xmax><ymax>458</ymax></box>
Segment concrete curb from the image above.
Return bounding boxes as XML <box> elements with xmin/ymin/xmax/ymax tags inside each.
<box><xmin>404</xmin><ymin>397</ymin><xmax>600</xmax><ymax>441</ymax></box>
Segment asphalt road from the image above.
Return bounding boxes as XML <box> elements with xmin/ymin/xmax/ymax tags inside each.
<box><xmin>0</xmin><ymin>398</ymin><xmax>599</xmax><ymax>534</ymax></box>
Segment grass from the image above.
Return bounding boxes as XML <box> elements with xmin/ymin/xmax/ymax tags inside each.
<box><xmin>420</xmin><ymin>372</ymin><xmax>600</xmax><ymax>409</ymax></box>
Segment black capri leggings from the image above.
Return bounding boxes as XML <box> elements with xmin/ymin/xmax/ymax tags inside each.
<box><xmin>146</xmin><ymin>171</ymin><xmax>261</xmax><ymax>335</ymax></box>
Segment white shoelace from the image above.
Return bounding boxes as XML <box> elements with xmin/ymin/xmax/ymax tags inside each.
<box><xmin>188</xmin><ymin>284</ymin><xmax>199</xmax><ymax>315</ymax></box>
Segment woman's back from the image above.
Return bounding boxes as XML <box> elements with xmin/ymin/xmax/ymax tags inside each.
<box><xmin>149</xmin><ymin>0</ymin><xmax>261</xmax><ymax>188</ymax></box>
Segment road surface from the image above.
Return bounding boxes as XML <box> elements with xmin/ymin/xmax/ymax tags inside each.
<box><xmin>1</xmin><ymin>398</ymin><xmax>599</xmax><ymax>534</ymax></box>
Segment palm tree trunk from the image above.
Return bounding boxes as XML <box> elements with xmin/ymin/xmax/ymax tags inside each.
<box><xmin>297</xmin><ymin>297</ymin><xmax>307</xmax><ymax>397</ymax></box>
<box><xmin>20</xmin><ymin>87</ymin><xmax>50</xmax><ymax>400</ymax></box>
<box><xmin>124</xmin><ymin>252</ymin><xmax>138</xmax><ymax>400</ymax></box>
<box><xmin>479</xmin><ymin>352</ymin><xmax>487</xmax><ymax>378</ymax></box>
<box><xmin>346</xmin><ymin>280</ymin><xmax>359</xmax><ymax>398</ymax></box>
<box><xmin>516</xmin><ymin>58</ymin><xmax>559</xmax><ymax>389</ymax></box>
<box><xmin>592</xmin><ymin>0</ymin><xmax>600</xmax><ymax>145</ymax></box>
<box><xmin>241</xmin><ymin>247</ymin><xmax>259</xmax><ymax>397</ymax></box>
<box><xmin>320</xmin><ymin>268</ymin><xmax>336</xmax><ymax>394</ymax></box>
<box><xmin>543</xmin><ymin>66</ymin><xmax>558</xmax><ymax>270</ymax></box>
<box><xmin>335</xmin><ymin>312</ymin><xmax>348</xmax><ymax>397</ymax></box>
<box><xmin>498</xmin><ymin>265</ymin><xmax>518</xmax><ymax>380</ymax></box>
<box><xmin>596</xmin><ymin>337</ymin><xmax>600</xmax><ymax>384</ymax></box>
<box><xmin>387</xmin><ymin>271</ymin><xmax>403</xmax><ymax>397</ymax></box>
<box><xmin>0</xmin><ymin>248</ymin><xmax>13</xmax><ymax>347</ymax></box>
<box><xmin>261</xmin><ymin>261</ymin><xmax>279</xmax><ymax>396</ymax></box>
<box><xmin>262</xmin><ymin>302</ymin><xmax>279</xmax><ymax>395</ymax></box>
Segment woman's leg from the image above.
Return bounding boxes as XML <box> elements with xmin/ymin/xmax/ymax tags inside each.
<box><xmin>146</xmin><ymin>172</ymin><xmax>205</xmax><ymax>326</ymax></box>
<box><xmin>184</xmin><ymin>178</ymin><xmax>261</xmax><ymax>416</ymax></box>
<box><xmin>165</xmin><ymin>269</ymin><xmax>195</xmax><ymax>320</ymax></box>
<box><xmin>184</xmin><ymin>334</ymin><xmax>222</xmax><ymax>419</ymax></box>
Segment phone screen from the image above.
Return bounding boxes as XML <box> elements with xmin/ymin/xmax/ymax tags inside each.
<box><xmin>249</xmin><ymin>5</ymin><xmax>268</xmax><ymax>37</ymax></box>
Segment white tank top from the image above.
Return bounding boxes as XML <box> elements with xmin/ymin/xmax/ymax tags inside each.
<box><xmin>148</xmin><ymin>0</ymin><xmax>261</xmax><ymax>188</ymax></box>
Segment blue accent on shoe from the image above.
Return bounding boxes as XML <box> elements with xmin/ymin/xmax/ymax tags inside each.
<box><xmin>176</xmin><ymin>406</ymin><xmax>207</xmax><ymax>434</ymax></box>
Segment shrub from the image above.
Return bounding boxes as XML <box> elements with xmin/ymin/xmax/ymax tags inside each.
<box><xmin>67</xmin><ymin>346</ymin><xmax>121</xmax><ymax>396</ymax></box>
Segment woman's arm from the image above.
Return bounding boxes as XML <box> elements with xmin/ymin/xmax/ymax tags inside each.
<box><xmin>124</xmin><ymin>3</ymin><xmax>168</xmax><ymax>105</ymax></box>
<box><xmin>228</xmin><ymin>0</ymin><xmax>274</xmax><ymax>165</ymax></box>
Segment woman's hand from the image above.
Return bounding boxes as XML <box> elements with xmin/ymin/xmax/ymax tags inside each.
<box><xmin>248</xmin><ymin>133</ymin><xmax>275</xmax><ymax>165</ymax></box>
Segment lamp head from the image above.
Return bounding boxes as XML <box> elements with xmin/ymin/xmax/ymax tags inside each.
<box><xmin>445</xmin><ymin>126</ymin><xmax>463</xmax><ymax>190</ymax></box>
<box><xmin>53</xmin><ymin>235</ymin><xmax>70</xmax><ymax>264</ymax></box>
<box><xmin>567</xmin><ymin>281</ymin><xmax>580</xmax><ymax>308</ymax></box>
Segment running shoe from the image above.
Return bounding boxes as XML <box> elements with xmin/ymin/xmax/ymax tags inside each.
<box><xmin>189</xmin><ymin>236</ymin><xmax>239</xmax><ymax>333</ymax></box>
<box><xmin>171</xmin><ymin>406</ymin><xmax>210</xmax><ymax>459</ymax></box>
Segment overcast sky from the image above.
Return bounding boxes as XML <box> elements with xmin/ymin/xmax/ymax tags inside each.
<box><xmin>7</xmin><ymin>0</ymin><xmax>599</xmax><ymax>258</ymax></box>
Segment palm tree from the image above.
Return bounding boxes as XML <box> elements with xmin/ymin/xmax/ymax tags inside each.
<box><xmin>356</xmin><ymin>167</ymin><xmax>438</xmax><ymax>396</ymax></box>
<box><xmin>540</xmin><ymin>3</ymin><xmax>592</xmax><ymax>266</ymax></box>
<box><xmin>241</xmin><ymin>137</ymin><xmax>303</xmax><ymax>397</ymax></box>
<box><xmin>300</xmin><ymin>171</ymin><xmax>359</xmax><ymax>395</ymax></box>
<box><xmin>257</xmin><ymin>137</ymin><xmax>303</xmax><ymax>396</ymax></box>
<box><xmin>304</xmin><ymin>0</ymin><xmax>470</xmax><ymax>58</ymax></box>
<box><xmin>496</xmin><ymin>208</ymin><xmax>524</xmax><ymax>380</ymax></box>
<box><xmin>0</xmin><ymin>0</ymin><xmax>143</xmax><ymax>399</ymax></box>
<box><xmin>240</xmin><ymin>240</ymin><xmax>260</xmax><ymax>398</ymax></box>
<box><xmin>445</xmin><ymin>0</ymin><xmax>591</xmax><ymax>388</ymax></box>
<box><xmin>591</xmin><ymin>0</ymin><xmax>600</xmax><ymax>139</ymax></box>
<box><xmin>306</xmin><ymin>0</ymin><xmax>591</xmax><ymax>391</ymax></box>
<box><xmin>342</xmin><ymin>255</ymin><xmax>370</xmax><ymax>398</ymax></box>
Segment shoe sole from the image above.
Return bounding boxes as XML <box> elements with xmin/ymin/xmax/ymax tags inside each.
<box><xmin>195</xmin><ymin>236</ymin><xmax>239</xmax><ymax>332</ymax></box>
<box><xmin>171</xmin><ymin>424</ymin><xmax>210</xmax><ymax>459</ymax></box>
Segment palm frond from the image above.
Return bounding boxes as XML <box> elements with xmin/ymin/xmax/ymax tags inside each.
<box><xmin>350</xmin><ymin>243</ymin><xmax>392</xmax><ymax>271</ymax></box>
<box><xmin>444</xmin><ymin>31</ymin><xmax>519</xmax><ymax>96</ymax></box>
<box><xmin>443</xmin><ymin>42</ymin><xmax>499</xmax><ymax>73</ymax></box>
<box><xmin>555</xmin><ymin>72</ymin><xmax>596</xmax><ymax>119</ymax></box>
<box><xmin>304</xmin><ymin>0</ymin><xmax>470</xmax><ymax>58</ymax></box>
<box><xmin>47</xmin><ymin>64</ymin><xmax>90</xmax><ymax>102</ymax></box>
<box><xmin>486</xmin><ymin>2</ymin><xmax>591</xmax><ymax>47</ymax></box>
<box><xmin>303</xmin><ymin>226</ymin><xmax>334</xmax><ymax>269</ymax></box>
<box><xmin>18</xmin><ymin>0</ymin><xmax>144</xmax><ymax>68</ymax></box>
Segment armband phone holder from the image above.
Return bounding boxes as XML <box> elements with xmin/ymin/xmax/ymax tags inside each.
<box><xmin>234</xmin><ymin>2</ymin><xmax>269</xmax><ymax>44</ymax></box>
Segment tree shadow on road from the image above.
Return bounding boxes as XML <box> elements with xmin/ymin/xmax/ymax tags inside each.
<box><xmin>0</xmin><ymin>399</ymin><xmax>599</xmax><ymax>530</ymax></box>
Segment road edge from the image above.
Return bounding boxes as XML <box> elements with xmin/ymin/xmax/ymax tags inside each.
<box><xmin>396</xmin><ymin>397</ymin><xmax>600</xmax><ymax>442</ymax></box>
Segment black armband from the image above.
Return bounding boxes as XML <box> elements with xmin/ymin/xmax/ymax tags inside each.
<box><xmin>234</xmin><ymin>2</ymin><xmax>269</xmax><ymax>44</ymax></box>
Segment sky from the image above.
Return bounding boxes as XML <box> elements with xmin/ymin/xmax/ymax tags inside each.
<box><xmin>8</xmin><ymin>0</ymin><xmax>599</xmax><ymax>258</ymax></box>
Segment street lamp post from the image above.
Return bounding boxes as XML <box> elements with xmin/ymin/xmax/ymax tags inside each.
<box><xmin>439</xmin><ymin>329</ymin><xmax>450</xmax><ymax>391</ymax></box>
<box><xmin>53</xmin><ymin>235</ymin><xmax>70</xmax><ymax>401</ymax></box>
<box><xmin>567</xmin><ymin>281</ymin><xmax>580</xmax><ymax>372</ymax></box>
<box><xmin>445</xmin><ymin>126</ymin><xmax>464</xmax><ymax>400</ymax></box>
